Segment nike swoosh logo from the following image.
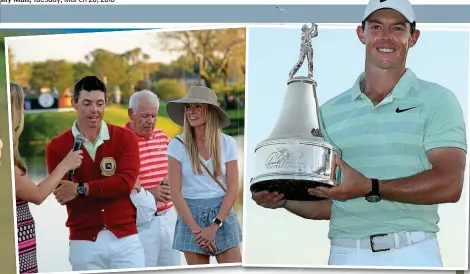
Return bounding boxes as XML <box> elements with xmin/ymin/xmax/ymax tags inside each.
<box><xmin>379</xmin><ymin>0</ymin><xmax>387</xmax><ymax>2</ymax></box>
<box><xmin>396</xmin><ymin>106</ymin><xmax>418</xmax><ymax>113</ymax></box>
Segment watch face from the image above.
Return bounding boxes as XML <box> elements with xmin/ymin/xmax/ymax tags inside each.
<box><xmin>212</xmin><ymin>218</ymin><xmax>222</xmax><ymax>227</ymax></box>
<box><xmin>77</xmin><ymin>186</ymin><xmax>86</xmax><ymax>196</ymax></box>
<box><xmin>38</xmin><ymin>93</ymin><xmax>55</xmax><ymax>108</ymax></box>
<box><xmin>366</xmin><ymin>195</ymin><xmax>381</xmax><ymax>203</ymax></box>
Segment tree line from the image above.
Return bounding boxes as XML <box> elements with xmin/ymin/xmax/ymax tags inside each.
<box><xmin>7</xmin><ymin>28</ymin><xmax>246</xmax><ymax>102</ymax></box>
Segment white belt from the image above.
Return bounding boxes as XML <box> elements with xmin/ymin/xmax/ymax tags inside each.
<box><xmin>331</xmin><ymin>231</ymin><xmax>437</xmax><ymax>253</ymax></box>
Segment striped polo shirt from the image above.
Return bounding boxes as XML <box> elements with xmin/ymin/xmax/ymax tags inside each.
<box><xmin>320</xmin><ymin>69</ymin><xmax>467</xmax><ymax>239</ymax></box>
<box><xmin>126</xmin><ymin>122</ymin><xmax>174</xmax><ymax>212</ymax></box>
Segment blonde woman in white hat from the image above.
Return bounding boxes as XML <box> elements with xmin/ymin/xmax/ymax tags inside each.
<box><xmin>166</xmin><ymin>86</ymin><xmax>242</xmax><ymax>264</ymax></box>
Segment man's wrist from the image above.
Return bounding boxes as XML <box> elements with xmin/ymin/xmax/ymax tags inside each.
<box><xmin>364</xmin><ymin>178</ymin><xmax>373</xmax><ymax>195</ymax></box>
<box><xmin>77</xmin><ymin>182</ymin><xmax>89</xmax><ymax>197</ymax></box>
<box><xmin>365</xmin><ymin>178</ymin><xmax>382</xmax><ymax>203</ymax></box>
<box><xmin>281</xmin><ymin>199</ymin><xmax>288</xmax><ymax>208</ymax></box>
<box><xmin>84</xmin><ymin>183</ymin><xmax>90</xmax><ymax>196</ymax></box>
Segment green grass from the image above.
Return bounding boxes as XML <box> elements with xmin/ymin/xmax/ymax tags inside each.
<box><xmin>225</xmin><ymin>107</ymin><xmax>244</xmax><ymax>119</ymax></box>
<box><xmin>23</xmin><ymin>105</ymin><xmax>183</xmax><ymax>143</ymax></box>
<box><xmin>23</xmin><ymin>103</ymin><xmax>245</xmax><ymax>145</ymax></box>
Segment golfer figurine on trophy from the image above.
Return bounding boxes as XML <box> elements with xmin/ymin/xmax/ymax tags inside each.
<box><xmin>250</xmin><ymin>23</ymin><xmax>341</xmax><ymax>201</ymax></box>
<box><xmin>289</xmin><ymin>23</ymin><xmax>318</xmax><ymax>80</ymax></box>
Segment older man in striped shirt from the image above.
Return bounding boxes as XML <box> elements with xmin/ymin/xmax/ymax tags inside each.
<box><xmin>126</xmin><ymin>90</ymin><xmax>181</xmax><ymax>267</ymax></box>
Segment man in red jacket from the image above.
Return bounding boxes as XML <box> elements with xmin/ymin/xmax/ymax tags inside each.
<box><xmin>46</xmin><ymin>76</ymin><xmax>145</xmax><ymax>271</ymax></box>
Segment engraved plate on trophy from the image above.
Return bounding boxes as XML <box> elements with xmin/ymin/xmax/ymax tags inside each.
<box><xmin>250</xmin><ymin>23</ymin><xmax>342</xmax><ymax>201</ymax></box>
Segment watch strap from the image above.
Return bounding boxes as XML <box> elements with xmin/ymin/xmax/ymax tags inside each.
<box><xmin>212</xmin><ymin>217</ymin><xmax>223</xmax><ymax>227</ymax></box>
<box><xmin>367</xmin><ymin>178</ymin><xmax>380</xmax><ymax>196</ymax></box>
<box><xmin>370</xmin><ymin>178</ymin><xmax>379</xmax><ymax>194</ymax></box>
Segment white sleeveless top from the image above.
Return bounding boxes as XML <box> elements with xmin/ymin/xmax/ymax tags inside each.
<box><xmin>167</xmin><ymin>133</ymin><xmax>238</xmax><ymax>199</ymax></box>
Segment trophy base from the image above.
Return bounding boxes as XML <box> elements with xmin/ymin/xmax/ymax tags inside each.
<box><xmin>250</xmin><ymin>137</ymin><xmax>340</xmax><ymax>201</ymax></box>
<box><xmin>250</xmin><ymin>175</ymin><xmax>336</xmax><ymax>201</ymax></box>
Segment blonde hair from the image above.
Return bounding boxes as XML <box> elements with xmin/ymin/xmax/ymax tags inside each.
<box><xmin>183</xmin><ymin>105</ymin><xmax>222</xmax><ymax>179</ymax></box>
<box><xmin>10</xmin><ymin>82</ymin><xmax>27</xmax><ymax>175</ymax></box>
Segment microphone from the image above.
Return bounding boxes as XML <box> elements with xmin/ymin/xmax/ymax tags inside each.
<box><xmin>67</xmin><ymin>134</ymin><xmax>86</xmax><ymax>181</ymax></box>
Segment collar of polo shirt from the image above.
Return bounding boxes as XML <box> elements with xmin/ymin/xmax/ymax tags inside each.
<box><xmin>349</xmin><ymin>68</ymin><xmax>418</xmax><ymax>102</ymax></box>
<box><xmin>71</xmin><ymin>121</ymin><xmax>110</xmax><ymax>160</ymax></box>
<box><xmin>72</xmin><ymin>120</ymin><xmax>110</xmax><ymax>142</ymax></box>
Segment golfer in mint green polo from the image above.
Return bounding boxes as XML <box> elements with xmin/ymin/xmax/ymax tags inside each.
<box><xmin>251</xmin><ymin>0</ymin><xmax>467</xmax><ymax>268</ymax></box>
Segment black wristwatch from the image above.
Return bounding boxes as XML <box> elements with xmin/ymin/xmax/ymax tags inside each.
<box><xmin>77</xmin><ymin>182</ymin><xmax>87</xmax><ymax>197</ymax></box>
<box><xmin>212</xmin><ymin>217</ymin><xmax>223</xmax><ymax>227</ymax></box>
<box><xmin>365</xmin><ymin>178</ymin><xmax>381</xmax><ymax>203</ymax></box>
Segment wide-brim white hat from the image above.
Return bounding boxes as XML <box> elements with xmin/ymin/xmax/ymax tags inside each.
<box><xmin>166</xmin><ymin>86</ymin><xmax>230</xmax><ymax>128</ymax></box>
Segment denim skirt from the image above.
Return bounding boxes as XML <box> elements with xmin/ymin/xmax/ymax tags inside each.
<box><xmin>172</xmin><ymin>195</ymin><xmax>242</xmax><ymax>256</ymax></box>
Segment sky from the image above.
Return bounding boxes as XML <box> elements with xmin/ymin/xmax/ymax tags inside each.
<box><xmin>6</xmin><ymin>29</ymin><xmax>182</xmax><ymax>64</ymax></box>
<box><xmin>243</xmin><ymin>26</ymin><xmax>469</xmax><ymax>269</ymax></box>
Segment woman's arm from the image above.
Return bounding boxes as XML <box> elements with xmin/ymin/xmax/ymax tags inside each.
<box><xmin>168</xmin><ymin>156</ymin><xmax>201</xmax><ymax>232</ymax></box>
<box><xmin>18</xmin><ymin>148</ymin><xmax>82</xmax><ymax>205</ymax></box>
<box><xmin>212</xmin><ymin>136</ymin><xmax>240</xmax><ymax>224</ymax></box>
<box><xmin>213</xmin><ymin>160</ymin><xmax>238</xmax><ymax>223</ymax></box>
<box><xmin>15</xmin><ymin>163</ymin><xmax>70</xmax><ymax>205</ymax></box>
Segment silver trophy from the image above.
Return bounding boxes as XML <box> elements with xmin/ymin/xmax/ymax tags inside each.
<box><xmin>250</xmin><ymin>23</ymin><xmax>341</xmax><ymax>201</ymax></box>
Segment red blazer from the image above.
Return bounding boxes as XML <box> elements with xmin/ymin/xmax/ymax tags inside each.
<box><xmin>45</xmin><ymin>123</ymin><xmax>140</xmax><ymax>241</ymax></box>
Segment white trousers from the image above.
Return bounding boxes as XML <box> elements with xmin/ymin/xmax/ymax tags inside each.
<box><xmin>69</xmin><ymin>230</ymin><xmax>145</xmax><ymax>271</ymax></box>
<box><xmin>137</xmin><ymin>207</ymin><xmax>181</xmax><ymax>267</ymax></box>
<box><xmin>329</xmin><ymin>233</ymin><xmax>443</xmax><ymax>267</ymax></box>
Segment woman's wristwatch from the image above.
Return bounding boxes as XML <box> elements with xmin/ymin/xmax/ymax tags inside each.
<box><xmin>212</xmin><ymin>218</ymin><xmax>223</xmax><ymax>227</ymax></box>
